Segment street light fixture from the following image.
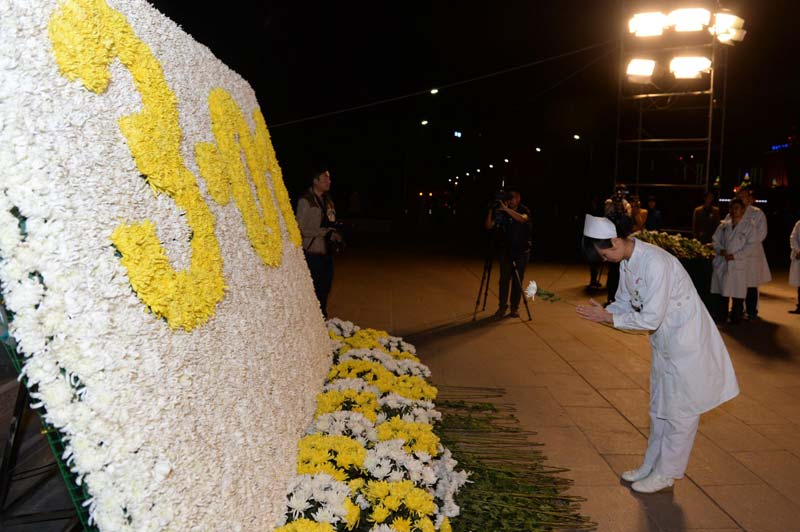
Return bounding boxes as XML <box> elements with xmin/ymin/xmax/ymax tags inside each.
<box><xmin>535</xmin><ymin>147</ymin><xmax>542</xmax><ymax>153</ymax></box>
<box><xmin>420</xmin><ymin>120</ymin><xmax>429</xmax><ymax>126</ymax></box>
<box><xmin>430</xmin><ymin>88</ymin><xmax>439</xmax><ymax>95</ymax></box>
<box><xmin>669</xmin><ymin>56</ymin><xmax>711</xmax><ymax>79</ymax></box>
<box><xmin>489</xmin><ymin>164</ymin><xmax>494</xmax><ymax>169</ymax></box>
<box><xmin>504</xmin><ymin>158</ymin><xmax>509</xmax><ymax>163</ymax></box>
<box><xmin>573</xmin><ymin>134</ymin><xmax>581</xmax><ymax>140</ymax></box>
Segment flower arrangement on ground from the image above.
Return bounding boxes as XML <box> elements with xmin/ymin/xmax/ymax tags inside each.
<box><xmin>276</xmin><ymin>319</ymin><xmax>469</xmax><ymax>532</ymax></box>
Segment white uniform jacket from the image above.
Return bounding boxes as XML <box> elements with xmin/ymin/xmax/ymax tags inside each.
<box><xmin>742</xmin><ymin>206</ymin><xmax>771</xmax><ymax>286</ymax></box>
<box><xmin>607</xmin><ymin>240</ymin><xmax>739</xmax><ymax>419</ymax></box>
<box><xmin>711</xmin><ymin>218</ymin><xmax>752</xmax><ymax>299</ymax></box>
<box><xmin>790</xmin><ymin>220</ymin><xmax>800</xmax><ymax>287</ymax></box>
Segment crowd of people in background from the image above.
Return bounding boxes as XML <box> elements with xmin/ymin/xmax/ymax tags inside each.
<box><xmin>296</xmin><ymin>165</ymin><xmax>800</xmax><ymax>321</ymax></box>
<box><xmin>585</xmin><ymin>183</ymin><xmax>800</xmax><ymax>320</ymax></box>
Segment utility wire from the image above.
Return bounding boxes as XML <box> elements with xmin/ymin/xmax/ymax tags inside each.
<box><xmin>269</xmin><ymin>38</ymin><xmax>618</xmax><ymax>128</ymax></box>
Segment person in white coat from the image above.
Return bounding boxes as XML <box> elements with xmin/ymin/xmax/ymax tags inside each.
<box><xmin>790</xmin><ymin>219</ymin><xmax>800</xmax><ymax>314</ymax></box>
<box><xmin>737</xmin><ymin>187</ymin><xmax>771</xmax><ymax>319</ymax></box>
<box><xmin>577</xmin><ymin>215</ymin><xmax>739</xmax><ymax>494</ymax></box>
<box><xmin>711</xmin><ymin>199</ymin><xmax>752</xmax><ymax>323</ymax></box>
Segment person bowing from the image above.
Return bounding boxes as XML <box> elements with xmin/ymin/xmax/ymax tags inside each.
<box><xmin>576</xmin><ymin>214</ymin><xmax>739</xmax><ymax>494</ymax></box>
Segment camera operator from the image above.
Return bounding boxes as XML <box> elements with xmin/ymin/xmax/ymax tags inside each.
<box><xmin>485</xmin><ymin>189</ymin><xmax>532</xmax><ymax>318</ymax></box>
<box><xmin>296</xmin><ymin>167</ymin><xmax>342</xmax><ymax>318</ymax></box>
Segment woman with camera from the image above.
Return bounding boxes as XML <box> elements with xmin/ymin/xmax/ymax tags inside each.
<box><xmin>296</xmin><ymin>167</ymin><xmax>342</xmax><ymax>318</ymax></box>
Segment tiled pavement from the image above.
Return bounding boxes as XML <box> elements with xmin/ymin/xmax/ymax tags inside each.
<box><xmin>328</xmin><ymin>247</ymin><xmax>800</xmax><ymax>532</ymax></box>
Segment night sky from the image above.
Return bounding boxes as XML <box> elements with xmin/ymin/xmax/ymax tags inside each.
<box><xmin>146</xmin><ymin>0</ymin><xmax>800</xmax><ymax>255</ymax></box>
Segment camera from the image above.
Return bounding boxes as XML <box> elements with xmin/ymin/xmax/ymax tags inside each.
<box><xmin>324</xmin><ymin>220</ymin><xmax>345</xmax><ymax>254</ymax></box>
<box><xmin>488</xmin><ymin>189</ymin><xmax>511</xmax><ymax>229</ymax></box>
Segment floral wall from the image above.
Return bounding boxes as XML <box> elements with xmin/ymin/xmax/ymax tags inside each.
<box><xmin>0</xmin><ymin>0</ymin><xmax>331</xmax><ymax>529</ymax></box>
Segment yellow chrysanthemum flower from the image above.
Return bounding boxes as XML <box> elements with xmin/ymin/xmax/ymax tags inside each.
<box><xmin>405</xmin><ymin>488</ymin><xmax>437</xmax><ymax>517</ymax></box>
<box><xmin>391</xmin><ymin>375</ymin><xmax>438</xmax><ymax>401</ymax></box>
<box><xmin>415</xmin><ymin>517</ymin><xmax>436</xmax><ymax>532</ymax></box>
<box><xmin>440</xmin><ymin>517</ymin><xmax>453</xmax><ymax>532</ymax></box>
<box><xmin>348</xmin><ymin>478</ymin><xmax>366</xmax><ymax>493</ymax></box>
<box><xmin>315</xmin><ymin>389</ymin><xmax>379</xmax><ymax>422</ymax></box>
<box><xmin>273</xmin><ymin>518</ymin><xmax>336</xmax><ymax>532</ymax></box>
<box><xmin>297</xmin><ymin>434</ymin><xmax>366</xmax><ymax>480</ymax></box>
<box><xmin>371</xmin><ymin>503</ymin><xmax>390</xmax><ymax>524</ymax></box>
<box><xmin>392</xmin><ymin>516</ymin><xmax>413</xmax><ymax>532</ymax></box>
<box><xmin>344</xmin><ymin>499</ymin><xmax>360</xmax><ymax>531</ymax></box>
<box><xmin>377</xmin><ymin>417</ymin><xmax>440</xmax><ymax>456</ymax></box>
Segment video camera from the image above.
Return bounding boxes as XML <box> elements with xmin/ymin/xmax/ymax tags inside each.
<box><xmin>488</xmin><ymin>189</ymin><xmax>512</xmax><ymax>229</ymax></box>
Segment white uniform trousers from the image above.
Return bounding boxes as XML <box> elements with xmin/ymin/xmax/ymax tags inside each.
<box><xmin>642</xmin><ymin>413</ymin><xmax>700</xmax><ymax>479</ymax></box>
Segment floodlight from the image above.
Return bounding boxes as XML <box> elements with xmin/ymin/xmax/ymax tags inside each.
<box><xmin>711</xmin><ymin>12</ymin><xmax>744</xmax><ymax>34</ymax></box>
<box><xmin>629</xmin><ymin>12</ymin><xmax>668</xmax><ymax>37</ymax></box>
<box><xmin>489</xmin><ymin>164</ymin><xmax>494</xmax><ymax>169</ymax></box>
<box><xmin>573</xmin><ymin>134</ymin><xmax>581</xmax><ymax>140</ymax></box>
<box><xmin>421</xmin><ymin>120</ymin><xmax>429</xmax><ymax>125</ymax></box>
<box><xmin>669</xmin><ymin>8</ymin><xmax>710</xmax><ymax>32</ymax></box>
<box><xmin>430</xmin><ymin>88</ymin><xmax>439</xmax><ymax>94</ymax></box>
<box><xmin>504</xmin><ymin>158</ymin><xmax>509</xmax><ymax>163</ymax></box>
<box><xmin>711</xmin><ymin>12</ymin><xmax>746</xmax><ymax>44</ymax></box>
<box><xmin>669</xmin><ymin>56</ymin><xmax>711</xmax><ymax>79</ymax></box>
<box><xmin>627</xmin><ymin>59</ymin><xmax>655</xmax><ymax>76</ymax></box>
<box><xmin>535</xmin><ymin>147</ymin><xmax>542</xmax><ymax>153</ymax></box>
<box><xmin>428</xmin><ymin>192</ymin><xmax>433</xmax><ymax>197</ymax></box>
<box><xmin>418</xmin><ymin>192</ymin><xmax>423</xmax><ymax>196</ymax></box>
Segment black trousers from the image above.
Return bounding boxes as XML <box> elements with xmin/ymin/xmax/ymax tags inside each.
<box><xmin>714</xmin><ymin>294</ymin><xmax>744</xmax><ymax>322</ymax></box>
<box><xmin>498</xmin><ymin>251</ymin><xmax>529</xmax><ymax>310</ymax></box>
<box><xmin>589</xmin><ymin>262</ymin><xmax>601</xmax><ymax>285</ymax></box>
<box><xmin>305</xmin><ymin>252</ymin><xmax>334</xmax><ymax>318</ymax></box>
<box><xmin>745</xmin><ymin>287</ymin><xmax>759</xmax><ymax>318</ymax></box>
<box><xmin>606</xmin><ymin>262</ymin><xmax>620</xmax><ymax>303</ymax></box>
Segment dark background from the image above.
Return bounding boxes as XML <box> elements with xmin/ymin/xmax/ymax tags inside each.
<box><xmin>146</xmin><ymin>0</ymin><xmax>800</xmax><ymax>261</ymax></box>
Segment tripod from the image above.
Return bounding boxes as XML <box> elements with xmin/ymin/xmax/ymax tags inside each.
<box><xmin>473</xmin><ymin>232</ymin><xmax>532</xmax><ymax>321</ymax></box>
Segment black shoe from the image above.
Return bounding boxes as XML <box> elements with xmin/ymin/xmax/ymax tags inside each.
<box><xmin>790</xmin><ymin>308</ymin><xmax>800</xmax><ymax>315</ymax></box>
<box><xmin>509</xmin><ymin>309</ymin><xmax>520</xmax><ymax>318</ymax></box>
<box><xmin>494</xmin><ymin>307</ymin><xmax>507</xmax><ymax>318</ymax></box>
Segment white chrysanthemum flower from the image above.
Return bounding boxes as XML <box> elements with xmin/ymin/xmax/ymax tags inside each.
<box><xmin>325</xmin><ymin>317</ymin><xmax>358</xmax><ymax>338</ymax></box>
<box><xmin>323</xmin><ymin>378</ymin><xmax>381</xmax><ymax>396</ymax></box>
<box><xmin>525</xmin><ymin>280</ymin><xmax>538</xmax><ymax>300</ymax></box>
<box><xmin>287</xmin><ymin>492</ymin><xmax>311</xmax><ymax>519</ymax></box>
<box><xmin>370</xmin><ymin>525</ymin><xmax>396</xmax><ymax>532</ymax></box>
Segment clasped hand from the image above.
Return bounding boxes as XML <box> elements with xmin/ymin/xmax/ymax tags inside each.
<box><xmin>576</xmin><ymin>299</ymin><xmax>613</xmax><ymax>324</ymax></box>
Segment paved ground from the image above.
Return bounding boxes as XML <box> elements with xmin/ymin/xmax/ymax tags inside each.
<box><xmin>329</xmin><ymin>246</ymin><xmax>800</xmax><ymax>532</ymax></box>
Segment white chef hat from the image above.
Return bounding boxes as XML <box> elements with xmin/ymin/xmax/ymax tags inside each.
<box><xmin>583</xmin><ymin>214</ymin><xmax>617</xmax><ymax>239</ymax></box>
